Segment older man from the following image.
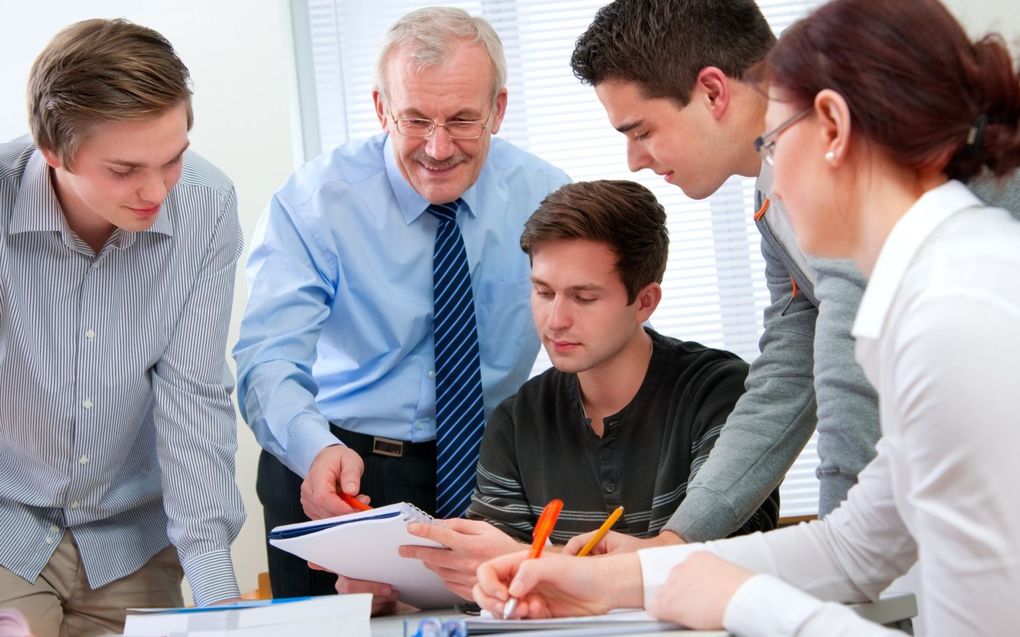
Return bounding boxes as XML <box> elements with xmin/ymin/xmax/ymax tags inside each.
<box><xmin>233</xmin><ymin>7</ymin><xmax>569</xmax><ymax>600</ymax></box>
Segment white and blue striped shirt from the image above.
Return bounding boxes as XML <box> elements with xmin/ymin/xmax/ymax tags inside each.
<box><xmin>0</xmin><ymin>141</ymin><xmax>245</xmax><ymax>605</ymax></box>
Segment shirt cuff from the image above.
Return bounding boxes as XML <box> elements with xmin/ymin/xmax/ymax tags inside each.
<box><xmin>724</xmin><ymin>574</ymin><xmax>821</xmax><ymax>636</ymax></box>
<box><xmin>181</xmin><ymin>548</ymin><xmax>240</xmax><ymax>606</ymax></box>
<box><xmin>637</xmin><ymin>544</ymin><xmax>702</xmax><ymax>609</ymax></box>
<box><xmin>290</xmin><ymin>421</ymin><xmax>347</xmax><ymax>477</ymax></box>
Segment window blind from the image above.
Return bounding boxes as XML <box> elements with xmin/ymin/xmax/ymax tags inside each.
<box><xmin>292</xmin><ymin>0</ymin><xmax>824</xmax><ymax>517</ymax></box>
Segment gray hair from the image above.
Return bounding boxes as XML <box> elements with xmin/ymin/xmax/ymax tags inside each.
<box><xmin>374</xmin><ymin>7</ymin><xmax>507</xmax><ymax>102</ymax></box>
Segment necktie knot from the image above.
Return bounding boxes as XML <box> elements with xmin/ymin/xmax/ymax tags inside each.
<box><xmin>426</xmin><ymin>200</ymin><xmax>460</xmax><ymax>223</ymax></box>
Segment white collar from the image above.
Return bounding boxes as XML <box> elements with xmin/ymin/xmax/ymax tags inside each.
<box><xmin>852</xmin><ymin>180</ymin><xmax>982</xmax><ymax>341</ymax></box>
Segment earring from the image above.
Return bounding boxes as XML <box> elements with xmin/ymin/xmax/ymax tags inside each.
<box><xmin>824</xmin><ymin>150</ymin><xmax>836</xmax><ymax>163</ymax></box>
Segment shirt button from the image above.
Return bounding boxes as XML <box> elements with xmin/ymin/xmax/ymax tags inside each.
<box><xmin>82</xmin><ymin>398</ymin><xmax>93</xmax><ymax>409</ymax></box>
<box><xmin>50</xmin><ymin>525</ymin><xmax>59</xmax><ymax>533</ymax></box>
<box><xmin>70</xmin><ymin>501</ymin><xmax>80</xmax><ymax>509</ymax></box>
<box><xmin>44</xmin><ymin>536</ymin><xmax>54</xmax><ymax>545</ymax></box>
<box><xmin>604</xmin><ymin>482</ymin><xmax>616</xmax><ymax>493</ymax></box>
<box><xmin>79</xmin><ymin>455</ymin><xmax>90</xmax><ymax>465</ymax></box>
<box><xmin>84</xmin><ymin>329</ymin><xmax>96</xmax><ymax>340</ymax></box>
<box><xmin>91</xmin><ymin>261</ymin><xmax>101</xmax><ymax>269</ymax></box>
<box><xmin>427</xmin><ymin>370</ymin><xmax>436</xmax><ymax>379</ymax></box>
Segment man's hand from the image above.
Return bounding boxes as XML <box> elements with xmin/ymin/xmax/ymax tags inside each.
<box><xmin>335</xmin><ymin>575</ymin><xmax>400</xmax><ymax>616</ymax></box>
<box><xmin>472</xmin><ymin>551</ymin><xmax>643</xmax><ymax>619</ymax></box>
<box><xmin>300</xmin><ymin>444</ymin><xmax>367</xmax><ymax>520</ymax></box>
<box><xmin>400</xmin><ymin>518</ymin><xmax>523</xmax><ymax>600</ymax></box>
<box><xmin>563</xmin><ymin>529</ymin><xmax>684</xmax><ymax>556</ymax></box>
<box><xmin>646</xmin><ymin>551</ymin><xmax>752</xmax><ymax>630</ymax></box>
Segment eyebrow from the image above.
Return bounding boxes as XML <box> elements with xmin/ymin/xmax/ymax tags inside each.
<box><xmin>530</xmin><ymin>277</ymin><xmax>604</xmax><ymax>293</ymax></box>
<box><xmin>105</xmin><ymin>142</ymin><xmax>190</xmax><ymax>169</ymax></box>
<box><xmin>398</xmin><ymin>108</ymin><xmax>485</xmax><ymax>121</ymax></box>
<box><xmin>615</xmin><ymin>119</ymin><xmax>643</xmax><ymax>134</ymax></box>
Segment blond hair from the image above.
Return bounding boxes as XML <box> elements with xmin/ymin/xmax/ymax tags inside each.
<box><xmin>28</xmin><ymin>18</ymin><xmax>193</xmax><ymax>169</ymax></box>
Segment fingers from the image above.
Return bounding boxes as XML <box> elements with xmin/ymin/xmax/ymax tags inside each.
<box><xmin>335</xmin><ymin>575</ymin><xmax>396</xmax><ymax>599</ymax></box>
<box><xmin>407</xmin><ymin>520</ymin><xmax>459</xmax><ymax>546</ymax></box>
<box><xmin>300</xmin><ymin>445</ymin><xmax>366</xmax><ymax>519</ymax></box>
<box><xmin>336</xmin><ymin>446</ymin><xmax>365</xmax><ymax>495</ymax></box>
<box><xmin>563</xmin><ymin>531</ymin><xmax>596</xmax><ymax>556</ymax></box>
<box><xmin>474</xmin><ymin>550</ymin><xmax>528</xmax><ymax>605</ymax></box>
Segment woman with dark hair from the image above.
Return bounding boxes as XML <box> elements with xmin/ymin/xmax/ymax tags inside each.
<box><xmin>471</xmin><ymin>0</ymin><xmax>1020</xmax><ymax>634</ymax></box>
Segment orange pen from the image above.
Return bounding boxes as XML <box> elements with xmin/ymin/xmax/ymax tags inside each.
<box><xmin>503</xmin><ymin>498</ymin><xmax>563</xmax><ymax>618</ymax></box>
<box><xmin>340</xmin><ymin>492</ymin><xmax>372</xmax><ymax>511</ymax></box>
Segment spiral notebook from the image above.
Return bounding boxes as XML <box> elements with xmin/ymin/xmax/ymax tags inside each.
<box><xmin>268</xmin><ymin>502</ymin><xmax>462</xmax><ymax>609</ymax></box>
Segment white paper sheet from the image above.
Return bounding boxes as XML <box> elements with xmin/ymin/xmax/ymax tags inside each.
<box><xmin>268</xmin><ymin>502</ymin><xmax>462</xmax><ymax>609</ymax></box>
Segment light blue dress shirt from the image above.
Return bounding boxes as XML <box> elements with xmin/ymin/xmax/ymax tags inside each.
<box><xmin>234</xmin><ymin>134</ymin><xmax>570</xmax><ymax>477</ymax></box>
<box><xmin>0</xmin><ymin>142</ymin><xmax>245</xmax><ymax>606</ymax></box>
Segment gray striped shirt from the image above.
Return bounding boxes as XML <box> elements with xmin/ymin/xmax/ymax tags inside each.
<box><xmin>0</xmin><ymin>141</ymin><xmax>245</xmax><ymax>605</ymax></box>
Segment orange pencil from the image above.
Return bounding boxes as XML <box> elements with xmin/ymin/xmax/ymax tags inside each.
<box><xmin>576</xmin><ymin>506</ymin><xmax>624</xmax><ymax>557</ymax></box>
<box><xmin>503</xmin><ymin>498</ymin><xmax>563</xmax><ymax>618</ymax></box>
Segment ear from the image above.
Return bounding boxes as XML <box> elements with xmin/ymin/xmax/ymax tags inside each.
<box><xmin>489</xmin><ymin>87</ymin><xmax>509</xmax><ymax>135</ymax></box>
<box><xmin>40</xmin><ymin>146</ymin><xmax>63</xmax><ymax>169</ymax></box>
<box><xmin>814</xmin><ymin>89</ymin><xmax>851</xmax><ymax>167</ymax></box>
<box><xmin>693</xmin><ymin>66</ymin><xmax>732</xmax><ymax>121</ymax></box>
<box><xmin>372</xmin><ymin>89</ymin><xmax>390</xmax><ymax>133</ymax></box>
<box><xmin>634</xmin><ymin>282</ymin><xmax>662</xmax><ymax>322</ymax></box>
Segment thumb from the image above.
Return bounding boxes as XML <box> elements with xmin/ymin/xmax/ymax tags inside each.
<box><xmin>337</xmin><ymin>448</ymin><xmax>364</xmax><ymax>495</ymax></box>
<box><xmin>563</xmin><ymin>531</ymin><xmax>594</xmax><ymax>556</ymax></box>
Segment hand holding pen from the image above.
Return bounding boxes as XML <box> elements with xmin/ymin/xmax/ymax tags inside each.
<box><xmin>574</xmin><ymin>506</ymin><xmax>624</xmax><ymax>557</ymax></box>
<box><xmin>502</xmin><ymin>498</ymin><xmax>563</xmax><ymax>618</ymax></box>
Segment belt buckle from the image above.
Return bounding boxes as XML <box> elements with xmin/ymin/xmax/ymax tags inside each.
<box><xmin>372</xmin><ymin>436</ymin><xmax>405</xmax><ymax>458</ymax></box>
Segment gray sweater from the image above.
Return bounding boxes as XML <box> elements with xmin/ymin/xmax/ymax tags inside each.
<box><xmin>664</xmin><ymin>167</ymin><xmax>1020</xmax><ymax>541</ymax></box>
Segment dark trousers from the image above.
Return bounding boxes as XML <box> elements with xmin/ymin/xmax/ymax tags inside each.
<box><xmin>256</xmin><ymin>425</ymin><xmax>437</xmax><ymax>598</ymax></box>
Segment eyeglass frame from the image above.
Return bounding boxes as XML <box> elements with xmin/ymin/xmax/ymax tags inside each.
<box><xmin>387</xmin><ymin>101</ymin><xmax>498</xmax><ymax>141</ymax></box>
<box><xmin>753</xmin><ymin>107</ymin><xmax>813</xmax><ymax>166</ymax></box>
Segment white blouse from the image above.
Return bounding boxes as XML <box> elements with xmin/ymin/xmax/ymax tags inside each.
<box><xmin>638</xmin><ymin>180</ymin><xmax>1020</xmax><ymax>636</ymax></box>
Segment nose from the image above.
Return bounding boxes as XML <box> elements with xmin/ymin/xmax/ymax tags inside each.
<box><xmin>626</xmin><ymin>139</ymin><xmax>649</xmax><ymax>173</ymax></box>
<box><xmin>546</xmin><ymin>296</ymin><xmax>572</xmax><ymax>331</ymax></box>
<box><xmin>138</xmin><ymin>172</ymin><xmax>168</xmax><ymax>205</ymax></box>
<box><xmin>425</xmin><ymin>125</ymin><xmax>456</xmax><ymax>161</ymax></box>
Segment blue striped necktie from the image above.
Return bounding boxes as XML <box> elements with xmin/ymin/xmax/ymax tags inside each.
<box><xmin>427</xmin><ymin>200</ymin><xmax>486</xmax><ymax>519</ymax></box>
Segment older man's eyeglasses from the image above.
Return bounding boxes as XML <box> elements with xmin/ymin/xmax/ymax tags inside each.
<box><xmin>753</xmin><ymin>108</ymin><xmax>812</xmax><ymax>166</ymax></box>
<box><xmin>389</xmin><ymin>108</ymin><xmax>494</xmax><ymax>140</ymax></box>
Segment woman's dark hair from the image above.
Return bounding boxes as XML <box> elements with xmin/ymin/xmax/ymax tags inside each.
<box><xmin>762</xmin><ymin>0</ymin><xmax>1020</xmax><ymax>181</ymax></box>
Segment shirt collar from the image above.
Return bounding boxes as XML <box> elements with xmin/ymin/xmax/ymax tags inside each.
<box><xmin>10</xmin><ymin>149</ymin><xmax>173</xmax><ymax>249</ymax></box>
<box><xmin>383</xmin><ymin>133</ymin><xmax>482</xmax><ymax>222</ymax></box>
<box><xmin>755</xmin><ymin>160</ymin><xmax>774</xmax><ymax>195</ymax></box>
<box><xmin>852</xmin><ymin>179</ymin><xmax>982</xmax><ymax>341</ymax></box>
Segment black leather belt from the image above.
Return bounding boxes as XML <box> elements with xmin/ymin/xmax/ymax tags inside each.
<box><xmin>329</xmin><ymin>424</ymin><xmax>436</xmax><ymax>459</ymax></box>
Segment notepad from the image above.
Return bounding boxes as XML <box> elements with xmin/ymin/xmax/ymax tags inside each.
<box><xmin>465</xmin><ymin>609</ymin><xmax>676</xmax><ymax>634</ymax></box>
<box><xmin>123</xmin><ymin>593</ymin><xmax>370</xmax><ymax>636</ymax></box>
<box><xmin>268</xmin><ymin>502</ymin><xmax>462</xmax><ymax>609</ymax></box>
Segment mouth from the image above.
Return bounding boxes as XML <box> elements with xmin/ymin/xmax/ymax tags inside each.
<box><xmin>659</xmin><ymin>171</ymin><xmax>674</xmax><ymax>184</ymax></box>
<box><xmin>549</xmin><ymin>339</ymin><xmax>581</xmax><ymax>353</ymax></box>
<box><xmin>127</xmin><ymin>205</ymin><xmax>161</xmax><ymax>217</ymax></box>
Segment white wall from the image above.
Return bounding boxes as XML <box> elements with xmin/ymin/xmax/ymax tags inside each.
<box><xmin>1</xmin><ymin>0</ymin><xmax>1018</xmax><ymax>601</ymax></box>
<box><xmin>944</xmin><ymin>0</ymin><xmax>1020</xmax><ymax>40</ymax></box>
<box><xmin>0</xmin><ymin>0</ymin><xmax>298</xmax><ymax>596</ymax></box>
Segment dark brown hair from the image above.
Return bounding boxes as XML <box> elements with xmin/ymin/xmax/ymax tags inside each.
<box><xmin>571</xmin><ymin>0</ymin><xmax>776</xmax><ymax>105</ymax></box>
<box><xmin>28</xmin><ymin>19</ymin><xmax>193</xmax><ymax>169</ymax></box>
<box><xmin>763</xmin><ymin>0</ymin><xmax>1020</xmax><ymax>181</ymax></box>
<box><xmin>520</xmin><ymin>180</ymin><xmax>668</xmax><ymax>304</ymax></box>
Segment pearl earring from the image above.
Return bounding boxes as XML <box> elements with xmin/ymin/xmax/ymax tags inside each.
<box><xmin>825</xmin><ymin>150</ymin><xmax>836</xmax><ymax>163</ymax></box>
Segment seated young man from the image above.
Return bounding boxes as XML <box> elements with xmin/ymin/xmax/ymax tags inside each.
<box><xmin>399</xmin><ymin>180</ymin><xmax>779</xmax><ymax>600</ymax></box>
